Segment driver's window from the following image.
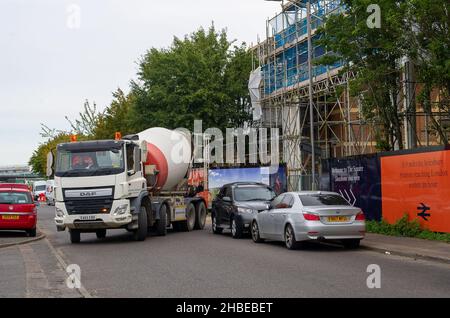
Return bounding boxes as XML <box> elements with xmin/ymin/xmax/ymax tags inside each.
<box><xmin>270</xmin><ymin>195</ymin><xmax>284</xmax><ymax>209</ymax></box>
<box><xmin>281</xmin><ymin>194</ymin><xmax>294</xmax><ymax>209</ymax></box>
<box><xmin>126</xmin><ymin>144</ymin><xmax>134</xmax><ymax>172</ymax></box>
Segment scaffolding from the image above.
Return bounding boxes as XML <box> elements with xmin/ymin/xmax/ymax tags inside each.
<box><xmin>251</xmin><ymin>0</ymin><xmax>377</xmax><ymax>191</ymax></box>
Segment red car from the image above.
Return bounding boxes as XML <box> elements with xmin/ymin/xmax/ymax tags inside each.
<box><xmin>0</xmin><ymin>184</ymin><xmax>37</xmax><ymax>237</ymax></box>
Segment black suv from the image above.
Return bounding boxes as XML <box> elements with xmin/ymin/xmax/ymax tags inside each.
<box><xmin>211</xmin><ymin>182</ymin><xmax>276</xmax><ymax>238</ymax></box>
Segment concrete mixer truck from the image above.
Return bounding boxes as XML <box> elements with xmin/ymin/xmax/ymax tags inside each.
<box><xmin>52</xmin><ymin>128</ymin><xmax>208</xmax><ymax>243</ymax></box>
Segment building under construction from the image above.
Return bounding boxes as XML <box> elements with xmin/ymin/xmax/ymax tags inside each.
<box><xmin>249</xmin><ymin>0</ymin><xmax>447</xmax><ymax>191</ymax></box>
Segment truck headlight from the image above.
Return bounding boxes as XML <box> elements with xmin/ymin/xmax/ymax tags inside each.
<box><xmin>237</xmin><ymin>207</ymin><xmax>255</xmax><ymax>214</ymax></box>
<box><xmin>55</xmin><ymin>207</ymin><xmax>64</xmax><ymax>217</ymax></box>
<box><xmin>113</xmin><ymin>204</ymin><xmax>128</xmax><ymax>215</ymax></box>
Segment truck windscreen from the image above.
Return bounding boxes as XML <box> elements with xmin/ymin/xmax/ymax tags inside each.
<box><xmin>55</xmin><ymin>148</ymin><xmax>125</xmax><ymax>177</ymax></box>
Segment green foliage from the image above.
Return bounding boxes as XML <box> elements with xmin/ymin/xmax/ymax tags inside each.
<box><xmin>93</xmin><ymin>88</ymin><xmax>136</xmax><ymax>139</ymax></box>
<box><xmin>66</xmin><ymin>100</ymin><xmax>102</xmax><ymax>137</ymax></box>
<box><xmin>366</xmin><ymin>215</ymin><xmax>450</xmax><ymax>242</ymax></box>
<box><xmin>131</xmin><ymin>25</ymin><xmax>252</xmax><ymax>132</ymax></box>
<box><xmin>318</xmin><ymin>0</ymin><xmax>450</xmax><ymax>149</ymax></box>
<box><xmin>28</xmin><ymin>133</ymin><xmax>71</xmax><ymax>176</ymax></box>
<box><xmin>318</xmin><ymin>0</ymin><xmax>409</xmax><ymax>150</ymax></box>
<box><xmin>29</xmin><ymin>24</ymin><xmax>254</xmax><ymax>169</ymax></box>
<box><xmin>406</xmin><ymin>0</ymin><xmax>450</xmax><ymax>143</ymax></box>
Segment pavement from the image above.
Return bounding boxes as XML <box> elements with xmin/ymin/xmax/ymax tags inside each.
<box><xmin>0</xmin><ymin>229</ymin><xmax>45</xmax><ymax>249</ymax></box>
<box><xmin>0</xmin><ymin>204</ymin><xmax>449</xmax><ymax>298</ymax></box>
<box><xmin>362</xmin><ymin>233</ymin><xmax>450</xmax><ymax>264</ymax></box>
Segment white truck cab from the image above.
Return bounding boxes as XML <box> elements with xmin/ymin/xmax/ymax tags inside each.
<box><xmin>52</xmin><ymin>133</ymin><xmax>207</xmax><ymax>244</ymax></box>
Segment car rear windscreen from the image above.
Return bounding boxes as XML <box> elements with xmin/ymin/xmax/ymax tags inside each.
<box><xmin>299</xmin><ymin>194</ymin><xmax>349</xmax><ymax>206</ymax></box>
<box><xmin>234</xmin><ymin>186</ymin><xmax>275</xmax><ymax>201</ymax></box>
<box><xmin>0</xmin><ymin>192</ymin><xmax>33</xmax><ymax>204</ymax></box>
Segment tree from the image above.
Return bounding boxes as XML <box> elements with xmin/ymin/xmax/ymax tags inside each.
<box><xmin>29</xmin><ymin>132</ymin><xmax>71</xmax><ymax>176</ymax></box>
<box><xmin>406</xmin><ymin>0</ymin><xmax>450</xmax><ymax>144</ymax></box>
<box><xmin>94</xmin><ymin>88</ymin><xmax>136</xmax><ymax>139</ymax></box>
<box><xmin>130</xmin><ymin>25</ymin><xmax>252</xmax><ymax>132</ymax></box>
<box><xmin>318</xmin><ymin>0</ymin><xmax>410</xmax><ymax>150</ymax></box>
<box><xmin>66</xmin><ymin>100</ymin><xmax>102</xmax><ymax>137</ymax></box>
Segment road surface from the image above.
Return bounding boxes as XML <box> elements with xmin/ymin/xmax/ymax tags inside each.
<box><xmin>1</xmin><ymin>205</ymin><xmax>449</xmax><ymax>298</ymax></box>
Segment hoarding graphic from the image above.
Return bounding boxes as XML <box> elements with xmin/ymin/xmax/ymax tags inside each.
<box><xmin>381</xmin><ymin>150</ymin><xmax>450</xmax><ymax>233</ymax></box>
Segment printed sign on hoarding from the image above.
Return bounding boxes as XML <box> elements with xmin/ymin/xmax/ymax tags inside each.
<box><xmin>381</xmin><ymin>150</ymin><xmax>450</xmax><ymax>233</ymax></box>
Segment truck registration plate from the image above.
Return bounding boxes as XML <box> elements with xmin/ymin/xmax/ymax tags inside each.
<box><xmin>78</xmin><ymin>215</ymin><xmax>96</xmax><ymax>221</ymax></box>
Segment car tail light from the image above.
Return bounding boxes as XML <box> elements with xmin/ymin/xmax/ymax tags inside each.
<box><xmin>355</xmin><ymin>212</ymin><xmax>365</xmax><ymax>221</ymax></box>
<box><xmin>303</xmin><ymin>213</ymin><xmax>320</xmax><ymax>221</ymax></box>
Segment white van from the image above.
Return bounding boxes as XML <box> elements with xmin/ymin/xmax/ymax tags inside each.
<box><xmin>33</xmin><ymin>180</ymin><xmax>47</xmax><ymax>201</ymax></box>
<box><xmin>46</xmin><ymin>180</ymin><xmax>55</xmax><ymax>205</ymax></box>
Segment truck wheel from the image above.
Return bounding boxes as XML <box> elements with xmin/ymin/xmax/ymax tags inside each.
<box><xmin>155</xmin><ymin>204</ymin><xmax>168</xmax><ymax>236</ymax></box>
<box><xmin>212</xmin><ymin>213</ymin><xmax>223</xmax><ymax>234</ymax></box>
<box><xmin>96</xmin><ymin>229</ymin><xmax>107</xmax><ymax>239</ymax></box>
<box><xmin>27</xmin><ymin>228</ymin><xmax>37</xmax><ymax>237</ymax></box>
<box><xmin>194</xmin><ymin>201</ymin><xmax>207</xmax><ymax>230</ymax></box>
<box><xmin>133</xmin><ymin>206</ymin><xmax>148</xmax><ymax>241</ymax></box>
<box><xmin>179</xmin><ymin>203</ymin><xmax>196</xmax><ymax>232</ymax></box>
<box><xmin>69</xmin><ymin>229</ymin><xmax>81</xmax><ymax>244</ymax></box>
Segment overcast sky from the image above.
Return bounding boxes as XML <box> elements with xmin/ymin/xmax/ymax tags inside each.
<box><xmin>0</xmin><ymin>0</ymin><xmax>280</xmax><ymax>166</ymax></box>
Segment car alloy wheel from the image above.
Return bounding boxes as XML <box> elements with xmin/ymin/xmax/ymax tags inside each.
<box><xmin>252</xmin><ymin>222</ymin><xmax>259</xmax><ymax>241</ymax></box>
<box><xmin>231</xmin><ymin>219</ymin><xmax>236</xmax><ymax>237</ymax></box>
<box><xmin>212</xmin><ymin>216</ymin><xmax>217</xmax><ymax>232</ymax></box>
<box><xmin>285</xmin><ymin>226</ymin><xmax>293</xmax><ymax>249</ymax></box>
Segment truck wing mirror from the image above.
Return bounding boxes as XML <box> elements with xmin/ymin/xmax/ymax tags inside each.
<box><xmin>46</xmin><ymin>151</ymin><xmax>54</xmax><ymax>178</ymax></box>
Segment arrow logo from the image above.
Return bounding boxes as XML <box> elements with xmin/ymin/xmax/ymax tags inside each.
<box><xmin>417</xmin><ymin>203</ymin><xmax>431</xmax><ymax>221</ymax></box>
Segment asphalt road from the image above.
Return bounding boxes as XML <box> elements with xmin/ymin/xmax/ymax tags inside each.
<box><xmin>1</xmin><ymin>205</ymin><xmax>450</xmax><ymax>298</ymax></box>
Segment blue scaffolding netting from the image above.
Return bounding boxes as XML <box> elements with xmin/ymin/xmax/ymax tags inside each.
<box><xmin>261</xmin><ymin>0</ymin><xmax>344</xmax><ymax>96</ymax></box>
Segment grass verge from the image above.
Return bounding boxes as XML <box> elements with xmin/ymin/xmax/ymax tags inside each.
<box><xmin>366</xmin><ymin>215</ymin><xmax>450</xmax><ymax>243</ymax></box>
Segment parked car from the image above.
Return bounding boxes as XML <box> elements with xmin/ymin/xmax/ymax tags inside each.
<box><xmin>0</xmin><ymin>184</ymin><xmax>37</xmax><ymax>237</ymax></box>
<box><xmin>45</xmin><ymin>180</ymin><xmax>55</xmax><ymax>206</ymax></box>
<box><xmin>32</xmin><ymin>180</ymin><xmax>47</xmax><ymax>201</ymax></box>
<box><xmin>251</xmin><ymin>191</ymin><xmax>366</xmax><ymax>250</ymax></box>
<box><xmin>211</xmin><ymin>182</ymin><xmax>276</xmax><ymax>238</ymax></box>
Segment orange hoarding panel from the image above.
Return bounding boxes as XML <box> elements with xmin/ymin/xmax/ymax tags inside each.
<box><xmin>381</xmin><ymin>150</ymin><xmax>450</xmax><ymax>233</ymax></box>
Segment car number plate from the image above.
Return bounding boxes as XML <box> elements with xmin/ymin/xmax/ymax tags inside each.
<box><xmin>327</xmin><ymin>216</ymin><xmax>349</xmax><ymax>222</ymax></box>
<box><xmin>2</xmin><ymin>215</ymin><xmax>19</xmax><ymax>220</ymax></box>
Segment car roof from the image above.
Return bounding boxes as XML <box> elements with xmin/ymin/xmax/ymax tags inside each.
<box><xmin>223</xmin><ymin>182</ymin><xmax>271</xmax><ymax>188</ymax></box>
<box><xmin>0</xmin><ymin>183</ymin><xmax>30</xmax><ymax>192</ymax></box>
<box><xmin>292</xmin><ymin>191</ymin><xmax>341</xmax><ymax>196</ymax></box>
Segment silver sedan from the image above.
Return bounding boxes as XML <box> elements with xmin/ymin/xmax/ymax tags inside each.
<box><xmin>251</xmin><ymin>191</ymin><xmax>366</xmax><ymax>250</ymax></box>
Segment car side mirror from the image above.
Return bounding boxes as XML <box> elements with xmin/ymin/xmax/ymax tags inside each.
<box><xmin>223</xmin><ymin>196</ymin><xmax>231</xmax><ymax>202</ymax></box>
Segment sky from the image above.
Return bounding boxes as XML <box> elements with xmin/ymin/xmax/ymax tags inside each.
<box><xmin>0</xmin><ymin>0</ymin><xmax>281</xmax><ymax>166</ymax></box>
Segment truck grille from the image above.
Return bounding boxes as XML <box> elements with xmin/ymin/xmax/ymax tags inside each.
<box><xmin>65</xmin><ymin>198</ymin><xmax>114</xmax><ymax>215</ymax></box>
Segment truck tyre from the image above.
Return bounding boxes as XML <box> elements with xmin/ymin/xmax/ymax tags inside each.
<box><xmin>96</xmin><ymin>229</ymin><xmax>107</xmax><ymax>239</ymax></box>
<box><xmin>194</xmin><ymin>201</ymin><xmax>207</xmax><ymax>230</ymax></box>
<box><xmin>69</xmin><ymin>229</ymin><xmax>81</xmax><ymax>244</ymax></box>
<box><xmin>155</xmin><ymin>204</ymin><xmax>168</xmax><ymax>236</ymax></box>
<box><xmin>178</xmin><ymin>203</ymin><xmax>196</xmax><ymax>232</ymax></box>
<box><xmin>212</xmin><ymin>213</ymin><xmax>223</xmax><ymax>234</ymax></box>
<box><xmin>133</xmin><ymin>206</ymin><xmax>148</xmax><ymax>241</ymax></box>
